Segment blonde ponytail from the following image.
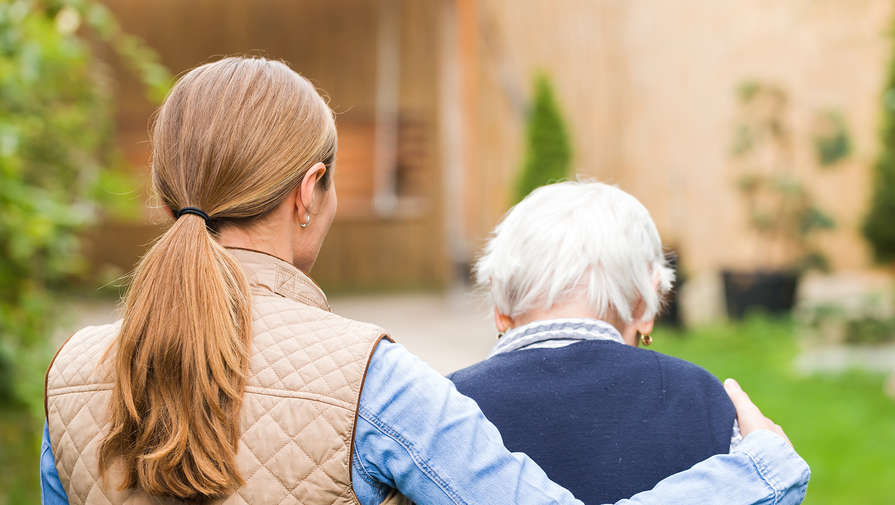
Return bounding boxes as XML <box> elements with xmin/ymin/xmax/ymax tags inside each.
<box><xmin>100</xmin><ymin>213</ymin><xmax>250</xmax><ymax>498</ymax></box>
<box><xmin>99</xmin><ymin>57</ymin><xmax>337</xmax><ymax>501</ymax></box>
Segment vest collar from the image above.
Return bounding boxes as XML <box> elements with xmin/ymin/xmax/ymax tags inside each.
<box><xmin>226</xmin><ymin>247</ymin><xmax>331</xmax><ymax>311</ymax></box>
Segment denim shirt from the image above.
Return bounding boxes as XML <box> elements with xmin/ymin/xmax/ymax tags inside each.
<box><xmin>42</xmin><ymin>340</ymin><xmax>809</xmax><ymax>505</ymax></box>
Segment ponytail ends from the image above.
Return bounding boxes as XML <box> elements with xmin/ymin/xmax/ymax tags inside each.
<box><xmin>99</xmin><ymin>215</ymin><xmax>251</xmax><ymax>501</ymax></box>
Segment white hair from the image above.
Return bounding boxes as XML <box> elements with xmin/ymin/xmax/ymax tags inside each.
<box><xmin>475</xmin><ymin>181</ymin><xmax>675</xmax><ymax>323</ymax></box>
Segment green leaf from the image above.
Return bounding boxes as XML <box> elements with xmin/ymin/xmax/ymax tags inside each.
<box><xmin>736</xmin><ymin>80</ymin><xmax>761</xmax><ymax>104</ymax></box>
<box><xmin>800</xmin><ymin>206</ymin><xmax>836</xmax><ymax>233</ymax></box>
<box><xmin>735</xmin><ymin>173</ymin><xmax>763</xmax><ymax>194</ymax></box>
<box><xmin>731</xmin><ymin>124</ymin><xmax>753</xmax><ymax>156</ymax></box>
<box><xmin>0</xmin><ymin>0</ymin><xmax>170</xmax><ymax>443</ymax></box>
<box><xmin>814</xmin><ymin>110</ymin><xmax>851</xmax><ymax>166</ymax></box>
<box><xmin>797</xmin><ymin>250</ymin><xmax>831</xmax><ymax>273</ymax></box>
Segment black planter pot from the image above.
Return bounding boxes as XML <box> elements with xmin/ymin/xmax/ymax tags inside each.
<box><xmin>722</xmin><ymin>269</ymin><xmax>800</xmax><ymax>320</ymax></box>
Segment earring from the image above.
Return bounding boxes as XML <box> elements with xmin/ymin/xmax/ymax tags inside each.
<box><xmin>640</xmin><ymin>333</ymin><xmax>653</xmax><ymax>346</ymax></box>
<box><xmin>299</xmin><ymin>213</ymin><xmax>311</xmax><ymax>228</ymax></box>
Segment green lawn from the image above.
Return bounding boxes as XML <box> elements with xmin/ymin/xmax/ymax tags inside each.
<box><xmin>654</xmin><ymin>316</ymin><xmax>895</xmax><ymax>505</ymax></box>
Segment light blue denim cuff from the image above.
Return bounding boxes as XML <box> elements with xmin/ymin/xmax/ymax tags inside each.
<box><xmin>41</xmin><ymin>422</ymin><xmax>70</xmax><ymax>505</ymax></box>
<box><xmin>733</xmin><ymin>430</ymin><xmax>811</xmax><ymax>505</ymax></box>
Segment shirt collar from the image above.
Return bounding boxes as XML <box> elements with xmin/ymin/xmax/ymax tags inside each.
<box><xmin>489</xmin><ymin>318</ymin><xmax>624</xmax><ymax>358</ymax></box>
<box><xmin>225</xmin><ymin>247</ymin><xmax>331</xmax><ymax>311</ymax></box>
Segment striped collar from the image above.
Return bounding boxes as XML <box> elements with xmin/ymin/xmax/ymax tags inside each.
<box><xmin>489</xmin><ymin>318</ymin><xmax>625</xmax><ymax>358</ymax></box>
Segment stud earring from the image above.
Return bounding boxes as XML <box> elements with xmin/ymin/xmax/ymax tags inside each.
<box><xmin>299</xmin><ymin>213</ymin><xmax>311</xmax><ymax>228</ymax></box>
<box><xmin>640</xmin><ymin>333</ymin><xmax>653</xmax><ymax>346</ymax></box>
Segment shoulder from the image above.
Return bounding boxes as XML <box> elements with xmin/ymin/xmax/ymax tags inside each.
<box><xmin>449</xmin><ymin>340</ymin><xmax>625</xmax><ymax>380</ymax></box>
<box><xmin>644</xmin><ymin>348</ymin><xmax>725</xmax><ymax>390</ymax></box>
<box><xmin>249</xmin><ymin>294</ymin><xmax>389</xmax><ymax>348</ymax></box>
<box><xmin>452</xmin><ymin>342</ymin><xmax>725</xmax><ymax>396</ymax></box>
<box><xmin>246</xmin><ymin>296</ymin><xmax>392</xmax><ymax>395</ymax></box>
<box><xmin>46</xmin><ymin>320</ymin><xmax>122</xmax><ymax>386</ymax></box>
<box><xmin>644</xmin><ymin>349</ymin><xmax>736</xmax><ymax>449</ymax></box>
<box><xmin>45</xmin><ymin>320</ymin><xmax>122</xmax><ymax>418</ymax></box>
<box><xmin>366</xmin><ymin>340</ymin><xmax>431</xmax><ymax>384</ymax></box>
<box><xmin>447</xmin><ymin>349</ymin><xmax>526</xmax><ymax>387</ymax></box>
<box><xmin>448</xmin><ymin>353</ymin><xmax>491</xmax><ymax>379</ymax></box>
<box><xmin>642</xmin><ymin>349</ymin><xmax>734</xmax><ymax>421</ymax></box>
<box><xmin>359</xmin><ymin>340</ymin><xmax>465</xmax><ymax>431</ymax></box>
<box><xmin>61</xmin><ymin>320</ymin><xmax>123</xmax><ymax>352</ymax></box>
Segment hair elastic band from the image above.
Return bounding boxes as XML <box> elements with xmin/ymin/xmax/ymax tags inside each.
<box><xmin>175</xmin><ymin>206</ymin><xmax>210</xmax><ymax>222</ymax></box>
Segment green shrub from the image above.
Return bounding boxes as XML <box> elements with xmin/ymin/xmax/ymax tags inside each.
<box><xmin>514</xmin><ymin>73</ymin><xmax>572</xmax><ymax>203</ymax></box>
<box><xmin>864</xmin><ymin>45</ymin><xmax>895</xmax><ymax>262</ymax></box>
<box><xmin>0</xmin><ymin>1</ymin><xmax>169</xmax><ymax>501</ymax></box>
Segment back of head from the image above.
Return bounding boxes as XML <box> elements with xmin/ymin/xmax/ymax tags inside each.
<box><xmin>475</xmin><ymin>181</ymin><xmax>674</xmax><ymax>324</ymax></box>
<box><xmin>98</xmin><ymin>57</ymin><xmax>336</xmax><ymax>501</ymax></box>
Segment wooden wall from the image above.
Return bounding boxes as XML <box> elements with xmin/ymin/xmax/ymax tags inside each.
<box><xmin>90</xmin><ymin>0</ymin><xmax>448</xmax><ymax>291</ymax></box>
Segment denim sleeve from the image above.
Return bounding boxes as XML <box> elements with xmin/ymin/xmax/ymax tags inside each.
<box><xmin>352</xmin><ymin>340</ymin><xmax>583</xmax><ymax>505</ymax></box>
<box><xmin>618</xmin><ymin>430</ymin><xmax>810</xmax><ymax>505</ymax></box>
<box><xmin>40</xmin><ymin>422</ymin><xmax>70</xmax><ymax>505</ymax></box>
<box><xmin>353</xmin><ymin>341</ymin><xmax>810</xmax><ymax>505</ymax></box>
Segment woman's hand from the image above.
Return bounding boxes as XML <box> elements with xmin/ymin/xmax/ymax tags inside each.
<box><xmin>723</xmin><ymin>378</ymin><xmax>792</xmax><ymax>446</ymax></box>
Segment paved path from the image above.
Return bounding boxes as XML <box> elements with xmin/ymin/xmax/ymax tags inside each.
<box><xmin>795</xmin><ymin>344</ymin><xmax>895</xmax><ymax>375</ymax></box>
<box><xmin>332</xmin><ymin>288</ymin><xmax>495</xmax><ymax>374</ymax></box>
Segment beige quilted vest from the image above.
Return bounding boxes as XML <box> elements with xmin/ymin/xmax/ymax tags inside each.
<box><xmin>45</xmin><ymin>248</ymin><xmax>407</xmax><ymax>505</ymax></box>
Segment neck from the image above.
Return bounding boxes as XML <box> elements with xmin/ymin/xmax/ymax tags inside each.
<box><xmin>512</xmin><ymin>303</ymin><xmax>637</xmax><ymax>346</ymax></box>
<box><xmin>217</xmin><ymin>223</ymin><xmax>294</xmax><ymax>266</ymax></box>
<box><xmin>513</xmin><ymin>306</ymin><xmax>600</xmax><ymax>328</ymax></box>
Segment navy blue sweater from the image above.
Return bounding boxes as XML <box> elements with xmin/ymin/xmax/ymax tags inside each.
<box><xmin>449</xmin><ymin>340</ymin><xmax>735</xmax><ymax>504</ymax></box>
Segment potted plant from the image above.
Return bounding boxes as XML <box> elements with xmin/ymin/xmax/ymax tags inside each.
<box><xmin>724</xmin><ymin>81</ymin><xmax>850</xmax><ymax>319</ymax></box>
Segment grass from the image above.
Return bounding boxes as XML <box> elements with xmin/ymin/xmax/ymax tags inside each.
<box><xmin>654</xmin><ymin>316</ymin><xmax>895</xmax><ymax>505</ymax></box>
<box><xmin>2</xmin><ymin>315</ymin><xmax>890</xmax><ymax>504</ymax></box>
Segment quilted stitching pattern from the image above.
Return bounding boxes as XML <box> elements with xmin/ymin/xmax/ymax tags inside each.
<box><xmin>46</xmin><ymin>251</ymin><xmax>389</xmax><ymax>505</ymax></box>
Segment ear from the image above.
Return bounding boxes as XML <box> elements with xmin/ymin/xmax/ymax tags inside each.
<box><xmin>632</xmin><ymin>273</ymin><xmax>661</xmax><ymax>336</ymax></box>
<box><xmin>296</xmin><ymin>162</ymin><xmax>328</xmax><ymax>215</ymax></box>
<box><xmin>634</xmin><ymin>316</ymin><xmax>655</xmax><ymax>337</ymax></box>
<box><xmin>494</xmin><ymin>307</ymin><xmax>515</xmax><ymax>334</ymax></box>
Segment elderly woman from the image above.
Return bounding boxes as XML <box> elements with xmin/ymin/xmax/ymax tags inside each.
<box><xmin>451</xmin><ymin>181</ymin><xmax>742</xmax><ymax>504</ymax></box>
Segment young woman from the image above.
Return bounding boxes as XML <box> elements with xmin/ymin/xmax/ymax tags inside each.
<box><xmin>41</xmin><ymin>57</ymin><xmax>808</xmax><ymax>505</ymax></box>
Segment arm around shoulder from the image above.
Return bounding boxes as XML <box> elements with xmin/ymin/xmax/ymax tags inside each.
<box><xmin>616</xmin><ymin>377</ymin><xmax>811</xmax><ymax>505</ymax></box>
<box><xmin>353</xmin><ymin>341</ymin><xmax>810</xmax><ymax>505</ymax></box>
<box><xmin>614</xmin><ymin>430</ymin><xmax>809</xmax><ymax>505</ymax></box>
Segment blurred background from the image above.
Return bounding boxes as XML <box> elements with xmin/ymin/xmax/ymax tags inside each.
<box><xmin>2</xmin><ymin>0</ymin><xmax>894</xmax><ymax>503</ymax></box>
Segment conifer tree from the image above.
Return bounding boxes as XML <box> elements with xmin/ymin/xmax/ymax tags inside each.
<box><xmin>864</xmin><ymin>50</ymin><xmax>895</xmax><ymax>262</ymax></box>
<box><xmin>514</xmin><ymin>74</ymin><xmax>572</xmax><ymax>203</ymax></box>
